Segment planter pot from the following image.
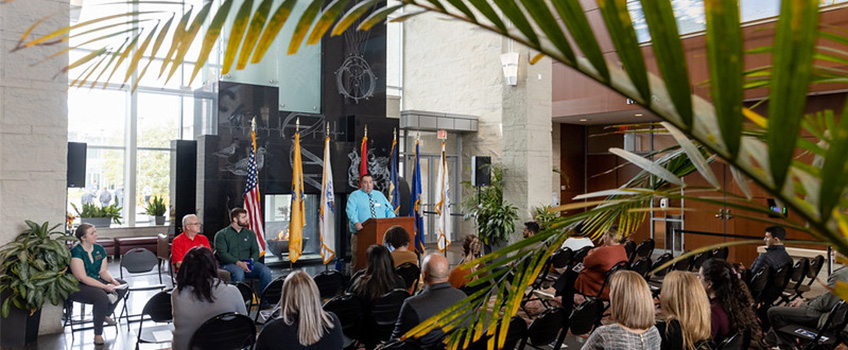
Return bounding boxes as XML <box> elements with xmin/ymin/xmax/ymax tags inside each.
<box><xmin>152</xmin><ymin>216</ymin><xmax>165</xmax><ymax>226</ymax></box>
<box><xmin>81</xmin><ymin>217</ymin><xmax>111</xmax><ymax>228</ymax></box>
<box><xmin>0</xmin><ymin>290</ymin><xmax>41</xmax><ymax>348</ymax></box>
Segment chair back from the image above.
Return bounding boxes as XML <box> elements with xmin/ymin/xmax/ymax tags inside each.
<box><xmin>712</xmin><ymin>247</ymin><xmax>729</xmax><ymax>260</ymax></box>
<box><xmin>259</xmin><ymin>277</ymin><xmax>285</xmax><ymax>306</ymax></box>
<box><xmin>597</xmin><ymin>261</ymin><xmax>628</xmax><ymax>298</ymax></box>
<box><xmin>716</xmin><ymin>330</ymin><xmax>751</xmax><ymax>350</ymax></box>
<box><xmin>807</xmin><ymin>255</ymin><xmax>825</xmax><ymax>284</ymax></box>
<box><xmin>121</xmin><ymin>248</ymin><xmax>159</xmax><ymax>274</ymax></box>
<box><xmin>762</xmin><ymin>263</ymin><xmax>792</xmax><ymax>304</ymax></box>
<box><xmin>141</xmin><ymin>291</ymin><xmax>173</xmax><ymax>322</ymax></box>
<box><xmin>568</xmin><ymin>298</ymin><xmax>603</xmax><ymax>336</ymax></box>
<box><xmin>156</xmin><ymin>233</ymin><xmax>169</xmax><ymax>261</ymax></box>
<box><xmin>525</xmin><ymin>307</ymin><xmax>567</xmax><ymax>347</ymax></box>
<box><xmin>630</xmin><ymin>256</ymin><xmax>652</xmax><ymax>279</ymax></box>
<box><xmin>233</xmin><ymin>282</ymin><xmax>255</xmax><ymax>306</ymax></box>
<box><xmin>670</xmin><ymin>256</ymin><xmax>690</xmax><ymax>271</ymax></box>
<box><xmin>634</xmin><ymin>238</ymin><xmax>655</xmax><ymax>259</ymax></box>
<box><xmin>396</xmin><ymin>263</ymin><xmax>421</xmax><ymax>290</ymax></box>
<box><xmin>573</xmin><ymin>246</ymin><xmax>592</xmax><ymax>264</ymax></box>
<box><xmin>690</xmin><ymin>251</ymin><xmax>712</xmax><ymax>271</ymax></box>
<box><xmin>188</xmin><ymin>312</ymin><xmax>256</xmax><ymax>350</ymax></box>
<box><xmin>624</xmin><ymin>241</ymin><xmax>637</xmax><ymax>262</ymax></box>
<box><xmin>651</xmin><ymin>253</ymin><xmax>674</xmax><ymax>278</ymax></box>
<box><xmin>788</xmin><ymin>258</ymin><xmax>810</xmax><ymax>290</ymax></box>
<box><xmin>368</xmin><ymin>289</ymin><xmax>410</xmax><ymax>342</ymax></box>
<box><xmin>822</xmin><ymin>301</ymin><xmax>848</xmax><ymax>335</ymax></box>
<box><xmin>348</xmin><ymin>269</ymin><xmax>365</xmax><ymax>290</ymax></box>
<box><xmin>748</xmin><ymin>266</ymin><xmax>770</xmax><ymax>301</ymax></box>
<box><xmin>323</xmin><ymin>294</ymin><xmax>365</xmax><ymax>343</ymax></box>
<box><xmin>314</xmin><ymin>269</ymin><xmax>346</xmax><ymax>299</ymax></box>
<box><xmin>551</xmin><ymin>247</ymin><xmax>573</xmax><ymax>269</ymax></box>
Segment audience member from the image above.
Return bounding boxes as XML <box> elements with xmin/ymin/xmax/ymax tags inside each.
<box><xmin>67</xmin><ymin>224</ymin><xmax>128</xmax><ymax>346</ymax></box>
<box><xmin>171</xmin><ymin>247</ymin><xmax>246</xmax><ymax>350</ymax></box>
<box><xmin>391</xmin><ymin>254</ymin><xmax>467</xmax><ymax>348</ymax></box>
<box><xmin>699</xmin><ymin>258</ymin><xmax>759</xmax><ymax>344</ymax></box>
<box><xmin>765</xmin><ymin>265</ymin><xmax>848</xmax><ymax>349</ymax></box>
<box><xmin>562</xmin><ymin>223</ymin><xmax>594</xmax><ymax>252</ymax></box>
<box><xmin>574</xmin><ymin>226</ymin><xmax>628</xmax><ymax>299</ymax></box>
<box><xmin>448</xmin><ymin>235</ymin><xmax>483</xmax><ymax>289</ymax></box>
<box><xmin>522</xmin><ymin>221</ymin><xmax>540</xmax><ymax>238</ymax></box>
<box><xmin>255</xmin><ymin>270</ymin><xmax>343</xmax><ymax>350</ymax></box>
<box><xmin>349</xmin><ymin>244</ymin><xmax>406</xmax><ymax>300</ymax></box>
<box><xmin>214</xmin><ymin>208</ymin><xmax>272</xmax><ymax>292</ymax></box>
<box><xmin>750</xmin><ymin>225</ymin><xmax>792</xmax><ymax>274</ymax></box>
<box><xmin>582</xmin><ymin>270</ymin><xmax>661</xmax><ymax>349</ymax></box>
<box><xmin>657</xmin><ymin>271</ymin><xmax>711</xmax><ymax>350</ymax></box>
<box><xmin>385</xmin><ymin>225</ymin><xmax>418</xmax><ymax>267</ymax></box>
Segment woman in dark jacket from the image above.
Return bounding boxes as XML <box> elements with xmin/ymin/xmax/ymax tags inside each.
<box><xmin>349</xmin><ymin>244</ymin><xmax>406</xmax><ymax>300</ymax></box>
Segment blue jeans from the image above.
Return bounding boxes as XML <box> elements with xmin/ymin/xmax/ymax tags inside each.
<box><xmin>222</xmin><ymin>261</ymin><xmax>272</xmax><ymax>293</ymax></box>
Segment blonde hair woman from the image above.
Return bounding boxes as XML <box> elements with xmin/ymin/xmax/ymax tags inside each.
<box><xmin>582</xmin><ymin>270</ymin><xmax>661</xmax><ymax>350</ymax></box>
<box><xmin>658</xmin><ymin>271</ymin><xmax>712</xmax><ymax>350</ymax></box>
<box><xmin>254</xmin><ymin>270</ymin><xmax>343</xmax><ymax>350</ymax></box>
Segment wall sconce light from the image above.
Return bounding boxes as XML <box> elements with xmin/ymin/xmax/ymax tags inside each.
<box><xmin>70</xmin><ymin>0</ymin><xmax>84</xmax><ymax>22</ymax></box>
<box><xmin>500</xmin><ymin>52</ymin><xmax>519</xmax><ymax>86</ymax></box>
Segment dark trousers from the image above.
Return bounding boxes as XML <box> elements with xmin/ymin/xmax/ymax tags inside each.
<box><xmin>766</xmin><ymin>306</ymin><xmax>822</xmax><ymax>349</ymax></box>
<box><xmin>554</xmin><ymin>269</ymin><xmax>579</xmax><ymax>311</ymax></box>
<box><xmin>67</xmin><ymin>278</ymin><xmax>128</xmax><ymax>335</ymax></box>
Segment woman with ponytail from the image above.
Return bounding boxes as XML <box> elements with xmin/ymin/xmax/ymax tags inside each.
<box><xmin>698</xmin><ymin>258</ymin><xmax>759</xmax><ymax>343</ymax></box>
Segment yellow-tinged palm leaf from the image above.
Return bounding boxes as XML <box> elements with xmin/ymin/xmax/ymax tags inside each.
<box><xmin>251</xmin><ymin>0</ymin><xmax>298</xmax><ymax>63</ymax></box>
<box><xmin>223</xmin><ymin>0</ymin><xmax>254</xmax><ymax>74</ymax></box>
<box><xmin>69</xmin><ymin>49</ymin><xmax>109</xmax><ymax>87</ymax></box>
<box><xmin>124</xmin><ymin>24</ymin><xmax>159</xmax><ymax>83</ymax></box>
<box><xmin>306</xmin><ymin>0</ymin><xmax>350</xmax><ymax>45</ymax></box>
<box><xmin>159</xmin><ymin>8</ymin><xmax>194</xmax><ymax>78</ymax></box>
<box><xmin>164</xmin><ymin>1</ymin><xmax>212</xmax><ymax>84</ymax></box>
<box><xmin>356</xmin><ymin>4</ymin><xmax>404</xmax><ymax>32</ymax></box>
<box><xmin>387</xmin><ymin>10</ymin><xmax>427</xmax><ymax>23</ymax></box>
<box><xmin>17</xmin><ymin>11</ymin><xmax>157</xmax><ymax>49</ymax></box>
<box><xmin>529</xmin><ymin>53</ymin><xmax>545</xmax><ymax>65</ymax></box>
<box><xmin>517</xmin><ymin>0</ymin><xmax>573</xmax><ymax>64</ymax></box>
<box><xmin>287</xmin><ymin>0</ymin><xmax>323</xmax><ymax>54</ymax></box>
<box><xmin>37</xmin><ymin>27</ymin><xmax>136</xmax><ymax>65</ymax></box>
<box><xmin>705</xmin><ymin>0</ymin><xmax>743</xmax><ymax>159</ymax></box>
<box><xmin>552</xmin><ymin>0</ymin><xmax>608</xmax><ymax>81</ymax></box>
<box><xmin>640</xmin><ymin>0</ymin><xmax>693</xmax><ymax>129</ymax></box>
<box><xmin>237</xmin><ymin>0</ymin><xmax>274</xmax><ymax>70</ymax></box>
<box><xmin>90</xmin><ymin>39</ymin><xmax>130</xmax><ymax>88</ymax></box>
<box><xmin>832</xmin><ymin>281</ymin><xmax>848</xmax><ymax>304</ymax></box>
<box><xmin>818</xmin><ymin>102</ymin><xmax>848</xmax><ymax>223</ymax></box>
<box><xmin>331</xmin><ymin>0</ymin><xmax>379</xmax><ymax>36</ymax></box>
<box><xmin>767</xmin><ymin>0</ymin><xmax>819</xmax><ymax>190</ymax></box>
<box><xmin>190</xmin><ymin>0</ymin><xmax>233</xmax><ymax>84</ymax></box>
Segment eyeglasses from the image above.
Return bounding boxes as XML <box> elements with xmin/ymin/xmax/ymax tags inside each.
<box><xmin>186</xmin><ymin>223</ymin><xmax>202</xmax><ymax>226</ymax></box>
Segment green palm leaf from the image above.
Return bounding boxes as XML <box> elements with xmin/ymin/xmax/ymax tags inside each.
<box><xmin>705</xmin><ymin>0</ymin><xmax>743</xmax><ymax>159</ymax></box>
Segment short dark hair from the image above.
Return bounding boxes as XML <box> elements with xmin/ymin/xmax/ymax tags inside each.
<box><xmin>230</xmin><ymin>208</ymin><xmax>247</xmax><ymax>222</ymax></box>
<box><xmin>75</xmin><ymin>223</ymin><xmax>94</xmax><ymax>241</ymax></box>
<box><xmin>384</xmin><ymin>225</ymin><xmax>410</xmax><ymax>249</ymax></box>
<box><xmin>524</xmin><ymin>221</ymin><xmax>540</xmax><ymax>234</ymax></box>
<box><xmin>359</xmin><ymin>174</ymin><xmax>373</xmax><ymax>182</ymax></box>
<box><xmin>766</xmin><ymin>226</ymin><xmax>787</xmax><ymax>241</ymax></box>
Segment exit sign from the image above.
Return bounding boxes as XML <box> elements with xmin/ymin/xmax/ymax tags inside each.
<box><xmin>437</xmin><ymin>130</ymin><xmax>447</xmax><ymax>139</ymax></box>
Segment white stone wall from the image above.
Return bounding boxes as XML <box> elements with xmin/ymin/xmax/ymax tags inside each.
<box><xmin>0</xmin><ymin>0</ymin><xmax>70</xmax><ymax>335</ymax></box>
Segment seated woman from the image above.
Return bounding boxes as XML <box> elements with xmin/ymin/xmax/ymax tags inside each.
<box><xmin>657</xmin><ymin>271</ymin><xmax>711</xmax><ymax>350</ymax></box>
<box><xmin>582</xmin><ymin>270</ymin><xmax>661</xmax><ymax>349</ymax></box>
<box><xmin>67</xmin><ymin>223</ymin><xmax>128</xmax><ymax>346</ymax></box>
<box><xmin>171</xmin><ymin>247</ymin><xmax>246</xmax><ymax>350</ymax></box>
<box><xmin>384</xmin><ymin>225</ymin><xmax>418</xmax><ymax>267</ymax></box>
<box><xmin>574</xmin><ymin>226</ymin><xmax>627</xmax><ymax>298</ymax></box>
<box><xmin>255</xmin><ymin>270</ymin><xmax>343</xmax><ymax>350</ymax></box>
<box><xmin>448</xmin><ymin>235</ymin><xmax>483</xmax><ymax>289</ymax></box>
<box><xmin>349</xmin><ymin>244</ymin><xmax>406</xmax><ymax>301</ymax></box>
<box><xmin>699</xmin><ymin>258</ymin><xmax>759</xmax><ymax>344</ymax></box>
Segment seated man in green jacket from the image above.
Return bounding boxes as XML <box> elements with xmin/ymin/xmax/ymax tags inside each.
<box><xmin>215</xmin><ymin>208</ymin><xmax>272</xmax><ymax>292</ymax></box>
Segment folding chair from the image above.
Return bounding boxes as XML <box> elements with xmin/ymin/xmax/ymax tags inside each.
<box><xmin>779</xmin><ymin>258</ymin><xmax>810</xmax><ymax>305</ymax></box>
<box><xmin>255</xmin><ymin>277</ymin><xmax>285</xmax><ymax>324</ymax></box>
<box><xmin>365</xmin><ymin>289</ymin><xmax>410</xmax><ymax>348</ymax></box>
<box><xmin>119</xmin><ymin>248</ymin><xmax>168</xmax><ymax>330</ymax></box>
<box><xmin>777</xmin><ymin>301</ymin><xmax>848</xmax><ymax>350</ymax></box>
<box><xmin>134</xmin><ymin>291</ymin><xmax>174</xmax><ymax>350</ymax></box>
<box><xmin>518</xmin><ymin>307</ymin><xmax>568</xmax><ymax>350</ymax></box>
<box><xmin>314</xmin><ymin>269</ymin><xmax>346</xmax><ymax>300</ymax></box>
<box><xmin>396</xmin><ymin>262</ymin><xmax>421</xmax><ymax>291</ymax></box>
<box><xmin>188</xmin><ymin>312</ymin><xmax>256</xmax><ymax>350</ymax></box>
<box><xmin>323</xmin><ymin>293</ymin><xmax>365</xmax><ymax>349</ymax></box>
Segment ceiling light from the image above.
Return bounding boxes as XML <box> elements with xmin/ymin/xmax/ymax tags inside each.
<box><xmin>578</xmin><ymin>118</ymin><xmax>589</xmax><ymax>122</ymax></box>
<box><xmin>635</xmin><ymin>113</ymin><xmax>643</xmax><ymax>117</ymax></box>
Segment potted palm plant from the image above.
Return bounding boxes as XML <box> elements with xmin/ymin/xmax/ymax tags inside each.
<box><xmin>0</xmin><ymin>221</ymin><xmax>79</xmax><ymax>347</ymax></box>
<box><xmin>145</xmin><ymin>196</ymin><xmax>167</xmax><ymax>225</ymax></box>
<box><xmin>462</xmin><ymin>166</ymin><xmax>519</xmax><ymax>253</ymax></box>
<box><xmin>72</xmin><ymin>202</ymin><xmax>122</xmax><ymax>228</ymax></box>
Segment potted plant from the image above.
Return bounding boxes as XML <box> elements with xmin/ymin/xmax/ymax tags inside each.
<box><xmin>0</xmin><ymin>221</ymin><xmax>80</xmax><ymax>347</ymax></box>
<box><xmin>533</xmin><ymin>205</ymin><xmax>560</xmax><ymax>231</ymax></box>
<box><xmin>71</xmin><ymin>202</ymin><xmax>122</xmax><ymax>228</ymax></box>
<box><xmin>462</xmin><ymin>165</ymin><xmax>519</xmax><ymax>253</ymax></box>
<box><xmin>145</xmin><ymin>196</ymin><xmax>167</xmax><ymax>225</ymax></box>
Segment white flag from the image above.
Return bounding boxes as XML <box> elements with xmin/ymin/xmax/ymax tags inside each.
<box><xmin>320</xmin><ymin>136</ymin><xmax>336</xmax><ymax>264</ymax></box>
<box><xmin>436</xmin><ymin>142</ymin><xmax>451</xmax><ymax>251</ymax></box>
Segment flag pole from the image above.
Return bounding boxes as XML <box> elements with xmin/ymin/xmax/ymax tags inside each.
<box><xmin>292</xmin><ymin>118</ymin><xmax>300</xmax><ymax>271</ymax></box>
<box><xmin>326</xmin><ymin>121</ymin><xmax>331</xmax><ymax>272</ymax></box>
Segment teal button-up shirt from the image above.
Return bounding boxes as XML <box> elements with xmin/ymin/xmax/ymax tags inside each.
<box><xmin>346</xmin><ymin>189</ymin><xmax>396</xmax><ymax>233</ymax></box>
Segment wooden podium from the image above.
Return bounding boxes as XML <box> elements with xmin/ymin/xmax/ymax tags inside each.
<box><xmin>356</xmin><ymin>217</ymin><xmax>416</xmax><ymax>272</ymax></box>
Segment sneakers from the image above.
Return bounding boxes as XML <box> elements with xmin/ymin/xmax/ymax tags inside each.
<box><xmin>107</xmin><ymin>292</ymin><xmax>118</xmax><ymax>304</ymax></box>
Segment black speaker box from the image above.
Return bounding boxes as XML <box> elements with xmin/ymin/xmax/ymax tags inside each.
<box><xmin>471</xmin><ymin>156</ymin><xmax>491</xmax><ymax>187</ymax></box>
<box><xmin>67</xmin><ymin>142</ymin><xmax>86</xmax><ymax>188</ymax></box>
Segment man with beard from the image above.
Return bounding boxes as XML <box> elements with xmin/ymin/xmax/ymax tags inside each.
<box><xmin>214</xmin><ymin>208</ymin><xmax>272</xmax><ymax>292</ymax></box>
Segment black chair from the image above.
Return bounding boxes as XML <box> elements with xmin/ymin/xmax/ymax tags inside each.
<box><xmin>573</xmin><ymin>246</ymin><xmax>592</xmax><ymax>264</ymax></box>
<box><xmin>119</xmin><ymin>248</ymin><xmax>167</xmax><ymax>330</ymax></box>
<box><xmin>551</xmin><ymin>247</ymin><xmax>573</xmax><ymax>270</ymax></box>
<box><xmin>634</xmin><ymin>238</ymin><xmax>655</xmax><ymax>261</ymax></box>
<box><xmin>323</xmin><ymin>294</ymin><xmax>365</xmax><ymax>348</ymax></box>
<box><xmin>690</xmin><ymin>251</ymin><xmax>713</xmax><ymax>271</ymax></box>
<box><xmin>519</xmin><ymin>307</ymin><xmax>567</xmax><ymax>349</ymax></box>
<box><xmin>348</xmin><ymin>269</ymin><xmax>365</xmax><ymax>291</ymax></box>
<box><xmin>794</xmin><ymin>255</ymin><xmax>825</xmax><ymax>300</ymax></box>
<box><xmin>648</xmin><ymin>252</ymin><xmax>674</xmax><ymax>294</ymax></box>
<box><xmin>712</xmin><ymin>247</ymin><xmax>729</xmax><ymax>260</ymax></box>
<box><xmin>396</xmin><ymin>262</ymin><xmax>421</xmax><ymax>291</ymax></box>
<box><xmin>188</xmin><ymin>312</ymin><xmax>256</xmax><ymax>350</ymax></box>
<box><xmin>255</xmin><ymin>277</ymin><xmax>285</xmax><ymax>323</ymax></box>
<box><xmin>568</xmin><ymin>298</ymin><xmax>603</xmax><ymax>336</ymax></box>
<box><xmin>366</xmin><ymin>289</ymin><xmax>410</xmax><ymax>347</ymax></box>
<box><xmin>156</xmin><ymin>233</ymin><xmax>170</xmax><ymax>283</ymax></box>
<box><xmin>779</xmin><ymin>258</ymin><xmax>810</xmax><ymax>305</ymax></box>
<box><xmin>670</xmin><ymin>257</ymin><xmax>690</xmax><ymax>272</ymax></box>
<box><xmin>233</xmin><ymin>282</ymin><xmax>255</xmax><ymax>312</ymax></box>
<box><xmin>135</xmin><ymin>291</ymin><xmax>173</xmax><ymax>350</ymax></box>
<box><xmin>624</xmin><ymin>240</ymin><xmax>637</xmax><ymax>263</ymax></box>
<box><xmin>314</xmin><ymin>269</ymin><xmax>346</xmax><ymax>300</ymax></box>
<box><xmin>595</xmin><ymin>261</ymin><xmax>628</xmax><ymax>299</ymax></box>
<box><xmin>716</xmin><ymin>330</ymin><xmax>751</xmax><ymax>350</ymax></box>
<box><xmin>468</xmin><ymin>316</ymin><xmax>527</xmax><ymax>350</ymax></box>
<box><xmin>777</xmin><ymin>301</ymin><xmax>848</xmax><ymax>350</ymax></box>
<box><xmin>747</xmin><ymin>266</ymin><xmax>771</xmax><ymax>302</ymax></box>
<box><xmin>630</xmin><ymin>256</ymin><xmax>652</xmax><ymax>280</ymax></box>
<box><xmin>763</xmin><ymin>262</ymin><xmax>793</xmax><ymax>306</ymax></box>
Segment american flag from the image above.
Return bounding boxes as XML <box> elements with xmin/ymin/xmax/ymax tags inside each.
<box><xmin>244</xmin><ymin>129</ymin><xmax>266</xmax><ymax>256</ymax></box>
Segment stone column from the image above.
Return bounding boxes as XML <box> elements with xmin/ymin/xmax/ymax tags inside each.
<box><xmin>0</xmin><ymin>0</ymin><xmax>69</xmax><ymax>334</ymax></box>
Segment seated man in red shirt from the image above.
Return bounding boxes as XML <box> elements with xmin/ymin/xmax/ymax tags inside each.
<box><xmin>171</xmin><ymin>214</ymin><xmax>231</xmax><ymax>282</ymax></box>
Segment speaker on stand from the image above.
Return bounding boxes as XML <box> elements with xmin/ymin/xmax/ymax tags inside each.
<box><xmin>471</xmin><ymin>156</ymin><xmax>491</xmax><ymax>206</ymax></box>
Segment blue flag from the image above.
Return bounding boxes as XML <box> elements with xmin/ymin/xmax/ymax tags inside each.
<box><xmin>389</xmin><ymin>136</ymin><xmax>400</xmax><ymax>214</ymax></box>
<box><xmin>410</xmin><ymin>140</ymin><xmax>425</xmax><ymax>254</ymax></box>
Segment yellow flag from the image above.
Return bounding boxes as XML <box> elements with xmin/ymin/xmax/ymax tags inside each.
<box><xmin>288</xmin><ymin>132</ymin><xmax>305</xmax><ymax>262</ymax></box>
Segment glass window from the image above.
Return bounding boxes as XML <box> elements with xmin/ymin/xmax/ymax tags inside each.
<box><xmin>68</xmin><ymin>148</ymin><xmax>125</xmax><ymax>219</ymax></box>
<box><xmin>137</xmin><ymin>93</ymin><xmax>181</xmax><ymax>148</ymax></box>
<box><xmin>69</xmin><ymin>88</ymin><xmax>126</xmax><ymax>147</ymax></box>
<box><xmin>136</xmin><ymin>150</ymin><xmax>171</xmax><ymax>224</ymax></box>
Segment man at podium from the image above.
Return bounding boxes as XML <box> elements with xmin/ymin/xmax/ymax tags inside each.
<box><xmin>347</xmin><ymin>174</ymin><xmax>396</xmax><ymax>271</ymax></box>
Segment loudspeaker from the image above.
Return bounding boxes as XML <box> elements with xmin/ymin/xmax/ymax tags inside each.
<box><xmin>471</xmin><ymin>156</ymin><xmax>491</xmax><ymax>187</ymax></box>
<box><xmin>67</xmin><ymin>142</ymin><xmax>86</xmax><ymax>188</ymax></box>
<box><xmin>171</xmin><ymin>140</ymin><xmax>197</xmax><ymax>234</ymax></box>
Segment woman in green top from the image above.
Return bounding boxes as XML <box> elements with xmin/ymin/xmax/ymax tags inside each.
<box><xmin>67</xmin><ymin>223</ymin><xmax>127</xmax><ymax>346</ymax></box>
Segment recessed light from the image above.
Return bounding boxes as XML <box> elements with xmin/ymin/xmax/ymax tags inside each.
<box><xmin>578</xmin><ymin>118</ymin><xmax>590</xmax><ymax>122</ymax></box>
<box><xmin>635</xmin><ymin>113</ymin><xmax>643</xmax><ymax>117</ymax></box>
